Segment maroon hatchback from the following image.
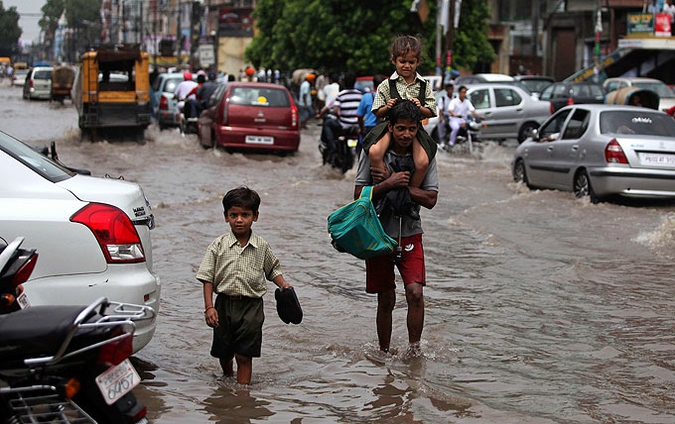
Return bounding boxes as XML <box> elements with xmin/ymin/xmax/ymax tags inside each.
<box><xmin>197</xmin><ymin>82</ymin><xmax>300</xmax><ymax>153</ymax></box>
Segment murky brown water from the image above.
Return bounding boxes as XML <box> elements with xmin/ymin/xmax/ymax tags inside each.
<box><xmin>5</xmin><ymin>82</ymin><xmax>675</xmax><ymax>423</ymax></box>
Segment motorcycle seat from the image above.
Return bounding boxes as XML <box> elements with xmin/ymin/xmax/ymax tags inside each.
<box><xmin>0</xmin><ymin>305</ymin><xmax>91</xmax><ymax>360</ymax></box>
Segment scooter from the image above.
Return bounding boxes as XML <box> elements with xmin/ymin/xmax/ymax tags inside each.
<box><xmin>0</xmin><ymin>237</ymin><xmax>153</xmax><ymax>424</ymax></box>
<box><xmin>319</xmin><ymin>117</ymin><xmax>357</xmax><ymax>174</ymax></box>
<box><xmin>451</xmin><ymin>116</ymin><xmax>483</xmax><ymax>153</ymax></box>
<box><xmin>179</xmin><ymin>100</ymin><xmax>200</xmax><ymax>136</ymax></box>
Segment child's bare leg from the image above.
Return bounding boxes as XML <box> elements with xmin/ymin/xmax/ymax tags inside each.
<box><xmin>410</xmin><ymin>138</ymin><xmax>429</xmax><ymax>188</ymax></box>
<box><xmin>369</xmin><ymin>133</ymin><xmax>392</xmax><ymax>182</ymax></box>
<box><xmin>219</xmin><ymin>357</ymin><xmax>234</xmax><ymax>376</ymax></box>
<box><xmin>235</xmin><ymin>354</ymin><xmax>253</xmax><ymax>384</ymax></box>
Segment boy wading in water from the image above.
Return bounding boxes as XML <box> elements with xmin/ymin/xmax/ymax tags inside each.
<box><xmin>197</xmin><ymin>186</ymin><xmax>292</xmax><ymax>384</ymax></box>
<box><xmin>363</xmin><ymin>35</ymin><xmax>437</xmax><ymax>199</ymax></box>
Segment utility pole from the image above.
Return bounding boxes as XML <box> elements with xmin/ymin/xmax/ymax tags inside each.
<box><xmin>446</xmin><ymin>0</ymin><xmax>455</xmax><ymax>75</ymax></box>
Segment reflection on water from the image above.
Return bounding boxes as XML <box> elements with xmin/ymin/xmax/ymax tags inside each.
<box><xmin>8</xmin><ymin>87</ymin><xmax>675</xmax><ymax>422</ymax></box>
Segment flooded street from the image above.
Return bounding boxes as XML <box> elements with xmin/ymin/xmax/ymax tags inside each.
<box><xmin>4</xmin><ymin>83</ymin><xmax>675</xmax><ymax>423</ymax></box>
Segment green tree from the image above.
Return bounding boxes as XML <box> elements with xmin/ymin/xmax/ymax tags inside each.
<box><xmin>39</xmin><ymin>0</ymin><xmax>66</xmax><ymax>38</ymax></box>
<box><xmin>452</xmin><ymin>0</ymin><xmax>495</xmax><ymax>72</ymax></box>
<box><xmin>0</xmin><ymin>1</ymin><xmax>22</xmax><ymax>57</ymax></box>
<box><xmin>246</xmin><ymin>0</ymin><xmax>494</xmax><ymax>75</ymax></box>
<box><xmin>65</xmin><ymin>0</ymin><xmax>102</xmax><ymax>47</ymax></box>
<box><xmin>246</xmin><ymin>0</ymin><xmax>438</xmax><ymax>75</ymax></box>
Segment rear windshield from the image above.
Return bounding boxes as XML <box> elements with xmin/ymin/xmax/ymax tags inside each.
<box><xmin>600</xmin><ymin>110</ymin><xmax>675</xmax><ymax>137</ymax></box>
<box><xmin>571</xmin><ymin>84</ymin><xmax>605</xmax><ymax>99</ymax></box>
<box><xmin>229</xmin><ymin>87</ymin><xmax>290</xmax><ymax>107</ymax></box>
<box><xmin>0</xmin><ymin>131</ymin><xmax>73</xmax><ymax>182</ymax></box>
<box><xmin>34</xmin><ymin>70</ymin><xmax>52</xmax><ymax>80</ymax></box>
<box><xmin>632</xmin><ymin>81</ymin><xmax>675</xmax><ymax>98</ymax></box>
<box><xmin>164</xmin><ymin>79</ymin><xmax>179</xmax><ymax>93</ymax></box>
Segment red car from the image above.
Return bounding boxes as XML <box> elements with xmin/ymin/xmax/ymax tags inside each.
<box><xmin>197</xmin><ymin>82</ymin><xmax>300</xmax><ymax>154</ymax></box>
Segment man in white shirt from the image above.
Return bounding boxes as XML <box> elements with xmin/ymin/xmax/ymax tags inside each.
<box><xmin>174</xmin><ymin>71</ymin><xmax>198</xmax><ymax>118</ymax></box>
<box><xmin>448</xmin><ymin>85</ymin><xmax>484</xmax><ymax>147</ymax></box>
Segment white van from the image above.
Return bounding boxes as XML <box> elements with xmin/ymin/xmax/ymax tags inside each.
<box><xmin>22</xmin><ymin>66</ymin><xmax>53</xmax><ymax>100</ymax></box>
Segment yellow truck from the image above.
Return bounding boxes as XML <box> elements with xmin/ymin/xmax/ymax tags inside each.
<box><xmin>73</xmin><ymin>45</ymin><xmax>151</xmax><ymax>141</ymax></box>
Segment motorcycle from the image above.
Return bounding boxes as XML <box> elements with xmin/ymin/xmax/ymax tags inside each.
<box><xmin>0</xmin><ymin>237</ymin><xmax>153</xmax><ymax>424</ymax></box>
<box><xmin>319</xmin><ymin>116</ymin><xmax>357</xmax><ymax>174</ymax></box>
<box><xmin>445</xmin><ymin>116</ymin><xmax>483</xmax><ymax>154</ymax></box>
<box><xmin>179</xmin><ymin>99</ymin><xmax>200</xmax><ymax>136</ymax></box>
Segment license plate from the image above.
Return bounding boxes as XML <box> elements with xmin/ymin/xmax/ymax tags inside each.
<box><xmin>95</xmin><ymin>359</ymin><xmax>141</xmax><ymax>405</ymax></box>
<box><xmin>16</xmin><ymin>292</ymin><xmax>30</xmax><ymax>309</ymax></box>
<box><xmin>639</xmin><ymin>152</ymin><xmax>675</xmax><ymax>167</ymax></box>
<box><xmin>245</xmin><ymin>135</ymin><xmax>273</xmax><ymax>145</ymax></box>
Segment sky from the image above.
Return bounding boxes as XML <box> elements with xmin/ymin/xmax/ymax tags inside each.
<box><xmin>4</xmin><ymin>0</ymin><xmax>46</xmax><ymax>44</ymax></box>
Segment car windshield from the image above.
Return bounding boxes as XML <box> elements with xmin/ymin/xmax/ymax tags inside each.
<box><xmin>571</xmin><ymin>84</ymin><xmax>605</xmax><ymax>98</ymax></box>
<box><xmin>34</xmin><ymin>70</ymin><xmax>52</xmax><ymax>79</ymax></box>
<box><xmin>520</xmin><ymin>79</ymin><xmax>553</xmax><ymax>93</ymax></box>
<box><xmin>0</xmin><ymin>131</ymin><xmax>73</xmax><ymax>182</ymax></box>
<box><xmin>229</xmin><ymin>87</ymin><xmax>290</xmax><ymax>107</ymax></box>
<box><xmin>164</xmin><ymin>79</ymin><xmax>179</xmax><ymax>93</ymax></box>
<box><xmin>632</xmin><ymin>81</ymin><xmax>675</xmax><ymax>98</ymax></box>
<box><xmin>599</xmin><ymin>110</ymin><xmax>675</xmax><ymax>136</ymax></box>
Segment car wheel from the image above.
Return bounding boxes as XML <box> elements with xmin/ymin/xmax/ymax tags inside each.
<box><xmin>513</xmin><ymin>159</ymin><xmax>530</xmax><ymax>188</ymax></box>
<box><xmin>518</xmin><ymin>122</ymin><xmax>539</xmax><ymax>143</ymax></box>
<box><xmin>573</xmin><ymin>169</ymin><xmax>598</xmax><ymax>204</ymax></box>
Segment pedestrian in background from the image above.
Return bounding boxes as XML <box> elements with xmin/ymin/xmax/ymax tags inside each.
<box><xmin>356</xmin><ymin>74</ymin><xmax>387</xmax><ymax>157</ymax></box>
<box><xmin>299</xmin><ymin>73</ymin><xmax>315</xmax><ymax>129</ymax></box>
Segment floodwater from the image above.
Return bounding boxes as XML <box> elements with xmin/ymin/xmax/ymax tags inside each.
<box><xmin>4</xmin><ymin>82</ymin><xmax>675</xmax><ymax>423</ymax></box>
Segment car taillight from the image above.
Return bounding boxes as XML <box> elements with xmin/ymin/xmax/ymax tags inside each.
<box><xmin>549</xmin><ymin>103</ymin><xmax>555</xmax><ymax>114</ymax></box>
<box><xmin>566</xmin><ymin>97</ymin><xmax>574</xmax><ymax>105</ymax></box>
<box><xmin>12</xmin><ymin>252</ymin><xmax>38</xmax><ymax>286</ymax></box>
<box><xmin>290</xmin><ymin>104</ymin><xmax>298</xmax><ymax>129</ymax></box>
<box><xmin>70</xmin><ymin>203</ymin><xmax>145</xmax><ymax>263</ymax></box>
<box><xmin>605</xmin><ymin>138</ymin><xmax>628</xmax><ymax>164</ymax></box>
<box><xmin>98</xmin><ymin>327</ymin><xmax>133</xmax><ymax>366</ymax></box>
<box><xmin>159</xmin><ymin>96</ymin><xmax>168</xmax><ymax>110</ymax></box>
<box><xmin>30</xmin><ymin>80</ymin><xmax>34</xmax><ymax>88</ymax></box>
<box><xmin>223</xmin><ymin>102</ymin><xmax>229</xmax><ymax>125</ymax></box>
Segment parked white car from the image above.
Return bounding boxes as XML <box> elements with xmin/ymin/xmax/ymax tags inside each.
<box><xmin>0</xmin><ymin>130</ymin><xmax>161</xmax><ymax>352</ymax></box>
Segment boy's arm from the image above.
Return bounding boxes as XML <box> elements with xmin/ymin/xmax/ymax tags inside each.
<box><xmin>272</xmin><ymin>275</ymin><xmax>292</xmax><ymax>289</ymax></box>
<box><xmin>202</xmin><ymin>280</ymin><xmax>219</xmax><ymax>328</ymax></box>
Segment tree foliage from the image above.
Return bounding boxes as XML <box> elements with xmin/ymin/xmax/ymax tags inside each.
<box><xmin>246</xmin><ymin>0</ymin><xmax>438</xmax><ymax>76</ymax></box>
<box><xmin>0</xmin><ymin>1</ymin><xmax>22</xmax><ymax>57</ymax></box>
<box><xmin>453</xmin><ymin>0</ymin><xmax>496</xmax><ymax>71</ymax></box>
<box><xmin>246</xmin><ymin>0</ymin><xmax>494</xmax><ymax>75</ymax></box>
<box><xmin>39</xmin><ymin>0</ymin><xmax>65</xmax><ymax>39</ymax></box>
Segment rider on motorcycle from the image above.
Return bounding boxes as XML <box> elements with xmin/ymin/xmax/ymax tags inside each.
<box><xmin>320</xmin><ymin>73</ymin><xmax>363</xmax><ymax>156</ymax></box>
<box><xmin>447</xmin><ymin>85</ymin><xmax>484</xmax><ymax>148</ymax></box>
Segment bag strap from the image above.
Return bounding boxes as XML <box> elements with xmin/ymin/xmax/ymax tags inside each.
<box><xmin>360</xmin><ymin>186</ymin><xmax>373</xmax><ymax>200</ymax></box>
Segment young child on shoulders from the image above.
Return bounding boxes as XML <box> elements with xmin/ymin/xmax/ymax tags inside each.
<box><xmin>197</xmin><ymin>186</ymin><xmax>292</xmax><ymax>385</ymax></box>
<box><xmin>363</xmin><ymin>35</ymin><xmax>437</xmax><ymax>191</ymax></box>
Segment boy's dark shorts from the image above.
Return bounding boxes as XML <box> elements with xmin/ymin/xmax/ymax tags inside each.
<box><xmin>365</xmin><ymin>233</ymin><xmax>426</xmax><ymax>293</ymax></box>
<box><xmin>211</xmin><ymin>294</ymin><xmax>264</xmax><ymax>359</ymax></box>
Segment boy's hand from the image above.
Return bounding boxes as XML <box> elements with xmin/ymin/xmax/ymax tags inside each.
<box><xmin>385</xmin><ymin>98</ymin><xmax>397</xmax><ymax>110</ymax></box>
<box><xmin>205</xmin><ymin>307</ymin><xmax>219</xmax><ymax>328</ymax></box>
<box><xmin>371</xmin><ymin>165</ymin><xmax>391</xmax><ymax>183</ymax></box>
<box><xmin>410</xmin><ymin>97</ymin><xmax>422</xmax><ymax>109</ymax></box>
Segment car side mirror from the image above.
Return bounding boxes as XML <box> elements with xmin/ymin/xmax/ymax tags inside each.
<box><xmin>530</xmin><ymin>129</ymin><xmax>538</xmax><ymax>140</ymax></box>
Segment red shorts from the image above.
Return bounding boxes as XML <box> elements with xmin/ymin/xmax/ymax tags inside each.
<box><xmin>365</xmin><ymin>233</ymin><xmax>426</xmax><ymax>294</ymax></box>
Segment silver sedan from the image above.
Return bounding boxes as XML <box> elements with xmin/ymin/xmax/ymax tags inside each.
<box><xmin>512</xmin><ymin>104</ymin><xmax>675</xmax><ymax>203</ymax></box>
<box><xmin>465</xmin><ymin>83</ymin><xmax>552</xmax><ymax>142</ymax></box>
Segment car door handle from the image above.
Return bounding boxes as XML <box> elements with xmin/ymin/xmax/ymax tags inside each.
<box><xmin>516</xmin><ymin>108</ymin><xmax>523</xmax><ymax>112</ymax></box>
<box><xmin>571</xmin><ymin>146</ymin><xmax>579</xmax><ymax>151</ymax></box>
<box><xmin>484</xmin><ymin>111</ymin><xmax>492</xmax><ymax>115</ymax></box>
<box><xmin>547</xmin><ymin>146</ymin><xmax>554</xmax><ymax>152</ymax></box>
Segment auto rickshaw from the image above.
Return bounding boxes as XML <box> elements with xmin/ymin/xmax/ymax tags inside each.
<box><xmin>72</xmin><ymin>45</ymin><xmax>151</xmax><ymax>141</ymax></box>
<box><xmin>605</xmin><ymin>87</ymin><xmax>660</xmax><ymax>110</ymax></box>
<box><xmin>51</xmin><ymin>65</ymin><xmax>75</xmax><ymax>104</ymax></box>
